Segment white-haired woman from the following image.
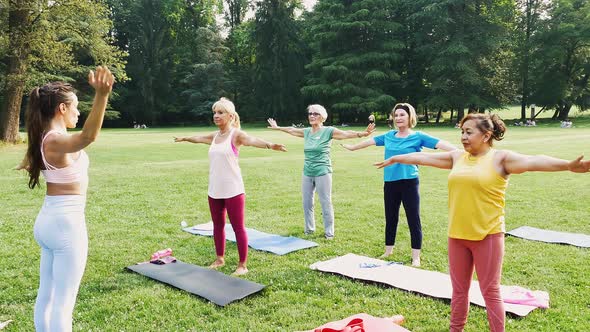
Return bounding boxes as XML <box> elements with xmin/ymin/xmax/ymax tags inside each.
<box><xmin>342</xmin><ymin>103</ymin><xmax>455</xmax><ymax>266</ymax></box>
<box><xmin>175</xmin><ymin>97</ymin><xmax>287</xmax><ymax>276</ymax></box>
<box><xmin>267</xmin><ymin>104</ymin><xmax>375</xmax><ymax>239</ymax></box>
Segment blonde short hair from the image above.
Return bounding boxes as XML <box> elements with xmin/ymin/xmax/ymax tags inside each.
<box><xmin>307</xmin><ymin>104</ymin><xmax>328</xmax><ymax>122</ymax></box>
<box><xmin>212</xmin><ymin>97</ymin><xmax>240</xmax><ymax>129</ymax></box>
<box><xmin>391</xmin><ymin>103</ymin><xmax>417</xmax><ymax>128</ymax></box>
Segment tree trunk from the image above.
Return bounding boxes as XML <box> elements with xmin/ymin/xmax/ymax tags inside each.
<box><xmin>423</xmin><ymin>105</ymin><xmax>429</xmax><ymax>123</ymax></box>
<box><xmin>456</xmin><ymin>106</ymin><xmax>465</xmax><ymax>123</ymax></box>
<box><xmin>435</xmin><ymin>109</ymin><xmax>442</xmax><ymax>123</ymax></box>
<box><xmin>558</xmin><ymin>103</ymin><xmax>572</xmax><ymax>121</ymax></box>
<box><xmin>0</xmin><ymin>1</ymin><xmax>33</xmax><ymax>143</ymax></box>
<box><xmin>450</xmin><ymin>108</ymin><xmax>454</xmax><ymax>123</ymax></box>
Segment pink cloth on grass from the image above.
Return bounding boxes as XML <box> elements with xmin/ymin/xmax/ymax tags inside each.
<box><xmin>502</xmin><ymin>286</ymin><xmax>549</xmax><ymax>309</ymax></box>
<box><xmin>301</xmin><ymin>313</ymin><xmax>410</xmax><ymax>332</ymax></box>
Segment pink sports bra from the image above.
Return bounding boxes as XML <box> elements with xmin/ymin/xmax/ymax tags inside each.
<box><xmin>40</xmin><ymin>130</ymin><xmax>89</xmax><ymax>185</ymax></box>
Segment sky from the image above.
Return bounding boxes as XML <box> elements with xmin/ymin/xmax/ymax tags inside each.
<box><xmin>302</xmin><ymin>0</ymin><xmax>317</xmax><ymax>11</ymax></box>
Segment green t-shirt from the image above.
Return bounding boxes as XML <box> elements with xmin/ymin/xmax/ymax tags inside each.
<box><xmin>303</xmin><ymin>126</ymin><xmax>335</xmax><ymax>177</ymax></box>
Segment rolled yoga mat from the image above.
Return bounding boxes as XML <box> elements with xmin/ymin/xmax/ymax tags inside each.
<box><xmin>183</xmin><ymin>222</ymin><xmax>318</xmax><ymax>255</ymax></box>
<box><xmin>507</xmin><ymin>226</ymin><xmax>590</xmax><ymax>248</ymax></box>
<box><xmin>126</xmin><ymin>260</ymin><xmax>265</xmax><ymax>306</ymax></box>
<box><xmin>310</xmin><ymin>253</ymin><xmax>548</xmax><ymax>317</ymax></box>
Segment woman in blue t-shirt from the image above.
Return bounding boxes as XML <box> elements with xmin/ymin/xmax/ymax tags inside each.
<box><xmin>343</xmin><ymin>103</ymin><xmax>455</xmax><ymax>266</ymax></box>
<box><xmin>268</xmin><ymin>104</ymin><xmax>375</xmax><ymax>239</ymax></box>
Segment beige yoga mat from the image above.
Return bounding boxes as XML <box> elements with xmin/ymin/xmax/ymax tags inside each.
<box><xmin>310</xmin><ymin>253</ymin><xmax>544</xmax><ymax>317</ymax></box>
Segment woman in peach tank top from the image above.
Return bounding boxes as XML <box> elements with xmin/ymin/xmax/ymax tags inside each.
<box><xmin>174</xmin><ymin>97</ymin><xmax>286</xmax><ymax>276</ymax></box>
<box><xmin>374</xmin><ymin>113</ymin><xmax>589</xmax><ymax>332</ymax></box>
<box><xmin>16</xmin><ymin>67</ymin><xmax>115</xmax><ymax>332</ymax></box>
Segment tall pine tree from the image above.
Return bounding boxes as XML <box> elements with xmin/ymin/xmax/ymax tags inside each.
<box><xmin>253</xmin><ymin>0</ymin><xmax>307</xmax><ymax>121</ymax></box>
<box><xmin>302</xmin><ymin>0</ymin><xmax>401</xmax><ymax>123</ymax></box>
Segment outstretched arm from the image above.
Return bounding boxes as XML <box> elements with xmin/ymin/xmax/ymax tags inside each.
<box><xmin>332</xmin><ymin>123</ymin><xmax>376</xmax><ymax>140</ymax></box>
<box><xmin>374</xmin><ymin>151</ymin><xmax>455</xmax><ymax>169</ymax></box>
<box><xmin>341</xmin><ymin>138</ymin><xmax>376</xmax><ymax>151</ymax></box>
<box><xmin>267</xmin><ymin>118</ymin><xmax>304</xmax><ymax>138</ymax></box>
<box><xmin>47</xmin><ymin>66</ymin><xmax>115</xmax><ymax>153</ymax></box>
<box><xmin>174</xmin><ymin>132</ymin><xmax>215</xmax><ymax>145</ymax></box>
<box><xmin>435</xmin><ymin>139</ymin><xmax>457</xmax><ymax>152</ymax></box>
<box><xmin>502</xmin><ymin>151</ymin><xmax>590</xmax><ymax>175</ymax></box>
<box><xmin>235</xmin><ymin>130</ymin><xmax>287</xmax><ymax>152</ymax></box>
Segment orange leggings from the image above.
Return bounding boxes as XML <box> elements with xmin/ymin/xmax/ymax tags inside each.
<box><xmin>448</xmin><ymin>233</ymin><xmax>505</xmax><ymax>332</ymax></box>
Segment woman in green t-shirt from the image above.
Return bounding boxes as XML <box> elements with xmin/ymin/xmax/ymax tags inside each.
<box><xmin>267</xmin><ymin>104</ymin><xmax>375</xmax><ymax>239</ymax></box>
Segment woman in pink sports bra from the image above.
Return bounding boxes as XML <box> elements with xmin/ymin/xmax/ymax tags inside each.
<box><xmin>174</xmin><ymin>97</ymin><xmax>287</xmax><ymax>276</ymax></box>
<box><xmin>17</xmin><ymin>66</ymin><xmax>114</xmax><ymax>332</ymax></box>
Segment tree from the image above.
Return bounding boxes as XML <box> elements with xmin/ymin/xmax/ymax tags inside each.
<box><xmin>514</xmin><ymin>0</ymin><xmax>549</xmax><ymax>120</ymax></box>
<box><xmin>0</xmin><ymin>0</ymin><xmax>126</xmax><ymax>143</ymax></box>
<box><xmin>253</xmin><ymin>0</ymin><xmax>307</xmax><ymax>121</ymax></box>
<box><xmin>302</xmin><ymin>0</ymin><xmax>401</xmax><ymax>123</ymax></box>
<box><xmin>423</xmin><ymin>0</ymin><xmax>514</xmax><ymax>122</ymax></box>
<box><xmin>529</xmin><ymin>0</ymin><xmax>590</xmax><ymax>120</ymax></box>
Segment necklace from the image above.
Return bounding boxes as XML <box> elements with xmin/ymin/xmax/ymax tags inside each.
<box><xmin>218</xmin><ymin>129</ymin><xmax>230</xmax><ymax>137</ymax></box>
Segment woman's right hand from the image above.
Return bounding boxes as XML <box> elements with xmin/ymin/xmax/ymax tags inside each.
<box><xmin>267</xmin><ymin>118</ymin><xmax>279</xmax><ymax>129</ymax></box>
<box><xmin>88</xmin><ymin>66</ymin><xmax>115</xmax><ymax>96</ymax></box>
<box><xmin>173</xmin><ymin>136</ymin><xmax>184</xmax><ymax>142</ymax></box>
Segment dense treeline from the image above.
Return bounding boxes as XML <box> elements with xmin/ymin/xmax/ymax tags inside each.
<box><xmin>1</xmin><ymin>0</ymin><xmax>589</xmax><ymax>142</ymax></box>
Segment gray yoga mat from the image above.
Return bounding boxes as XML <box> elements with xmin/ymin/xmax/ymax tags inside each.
<box><xmin>126</xmin><ymin>260</ymin><xmax>265</xmax><ymax>306</ymax></box>
<box><xmin>507</xmin><ymin>226</ymin><xmax>590</xmax><ymax>248</ymax></box>
<box><xmin>183</xmin><ymin>222</ymin><xmax>318</xmax><ymax>255</ymax></box>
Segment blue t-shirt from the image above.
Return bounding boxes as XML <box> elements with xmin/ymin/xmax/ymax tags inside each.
<box><xmin>373</xmin><ymin>130</ymin><xmax>440</xmax><ymax>182</ymax></box>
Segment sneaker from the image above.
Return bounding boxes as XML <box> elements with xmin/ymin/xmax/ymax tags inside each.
<box><xmin>325</xmin><ymin>235</ymin><xmax>334</xmax><ymax>240</ymax></box>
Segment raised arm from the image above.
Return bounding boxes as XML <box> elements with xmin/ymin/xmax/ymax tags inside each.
<box><xmin>235</xmin><ymin>130</ymin><xmax>287</xmax><ymax>152</ymax></box>
<box><xmin>341</xmin><ymin>138</ymin><xmax>376</xmax><ymax>151</ymax></box>
<box><xmin>374</xmin><ymin>151</ymin><xmax>455</xmax><ymax>170</ymax></box>
<box><xmin>501</xmin><ymin>151</ymin><xmax>590</xmax><ymax>175</ymax></box>
<box><xmin>435</xmin><ymin>139</ymin><xmax>457</xmax><ymax>152</ymax></box>
<box><xmin>332</xmin><ymin>123</ymin><xmax>376</xmax><ymax>140</ymax></box>
<box><xmin>174</xmin><ymin>132</ymin><xmax>216</xmax><ymax>145</ymax></box>
<box><xmin>47</xmin><ymin>66</ymin><xmax>115</xmax><ymax>153</ymax></box>
<box><xmin>267</xmin><ymin>118</ymin><xmax>304</xmax><ymax>137</ymax></box>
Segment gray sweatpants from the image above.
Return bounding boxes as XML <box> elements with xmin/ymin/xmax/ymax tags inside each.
<box><xmin>302</xmin><ymin>173</ymin><xmax>334</xmax><ymax>237</ymax></box>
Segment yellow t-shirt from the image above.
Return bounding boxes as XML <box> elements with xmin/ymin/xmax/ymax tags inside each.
<box><xmin>448</xmin><ymin>149</ymin><xmax>508</xmax><ymax>240</ymax></box>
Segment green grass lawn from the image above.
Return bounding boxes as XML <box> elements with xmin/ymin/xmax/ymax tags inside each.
<box><xmin>1</xmin><ymin>122</ymin><xmax>589</xmax><ymax>331</ymax></box>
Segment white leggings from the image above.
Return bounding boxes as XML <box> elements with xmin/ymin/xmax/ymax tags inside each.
<box><xmin>33</xmin><ymin>195</ymin><xmax>88</xmax><ymax>332</ymax></box>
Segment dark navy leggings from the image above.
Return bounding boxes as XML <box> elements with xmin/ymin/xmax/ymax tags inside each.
<box><xmin>383</xmin><ymin>178</ymin><xmax>422</xmax><ymax>249</ymax></box>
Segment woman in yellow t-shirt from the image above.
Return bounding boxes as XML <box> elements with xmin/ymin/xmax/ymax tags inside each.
<box><xmin>374</xmin><ymin>113</ymin><xmax>590</xmax><ymax>332</ymax></box>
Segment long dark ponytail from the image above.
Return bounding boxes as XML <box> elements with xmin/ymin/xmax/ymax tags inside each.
<box><xmin>24</xmin><ymin>82</ymin><xmax>76</xmax><ymax>189</ymax></box>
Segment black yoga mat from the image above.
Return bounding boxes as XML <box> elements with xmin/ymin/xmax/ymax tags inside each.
<box><xmin>126</xmin><ymin>260</ymin><xmax>265</xmax><ymax>306</ymax></box>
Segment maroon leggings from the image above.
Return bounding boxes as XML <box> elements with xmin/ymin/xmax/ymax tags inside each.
<box><xmin>208</xmin><ymin>194</ymin><xmax>248</xmax><ymax>264</ymax></box>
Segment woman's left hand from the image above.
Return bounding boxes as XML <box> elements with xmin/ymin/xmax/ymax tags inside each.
<box><xmin>568</xmin><ymin>155</ymin><xmax>590</xmax><ymax>173</ymax></box>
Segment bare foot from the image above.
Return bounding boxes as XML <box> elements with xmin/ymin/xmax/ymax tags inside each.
<box><xmin>389</xmin><ymin>315</ymin><xmax>405</xmax><ymax>325</ymax></box>
<box><xmin>209</xmin><ymin>258</ymin><xmax>225</xmax><ymax>269</ymax></box>
<box><xmin>232</xmin><ymin>266</ymin><xmax>248</xmax><ymax>276</ymax></box>
<box><xmin>380</xmin><ymin>245</ymin><xmax>394</xmax><ymax>258</ymax></box>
